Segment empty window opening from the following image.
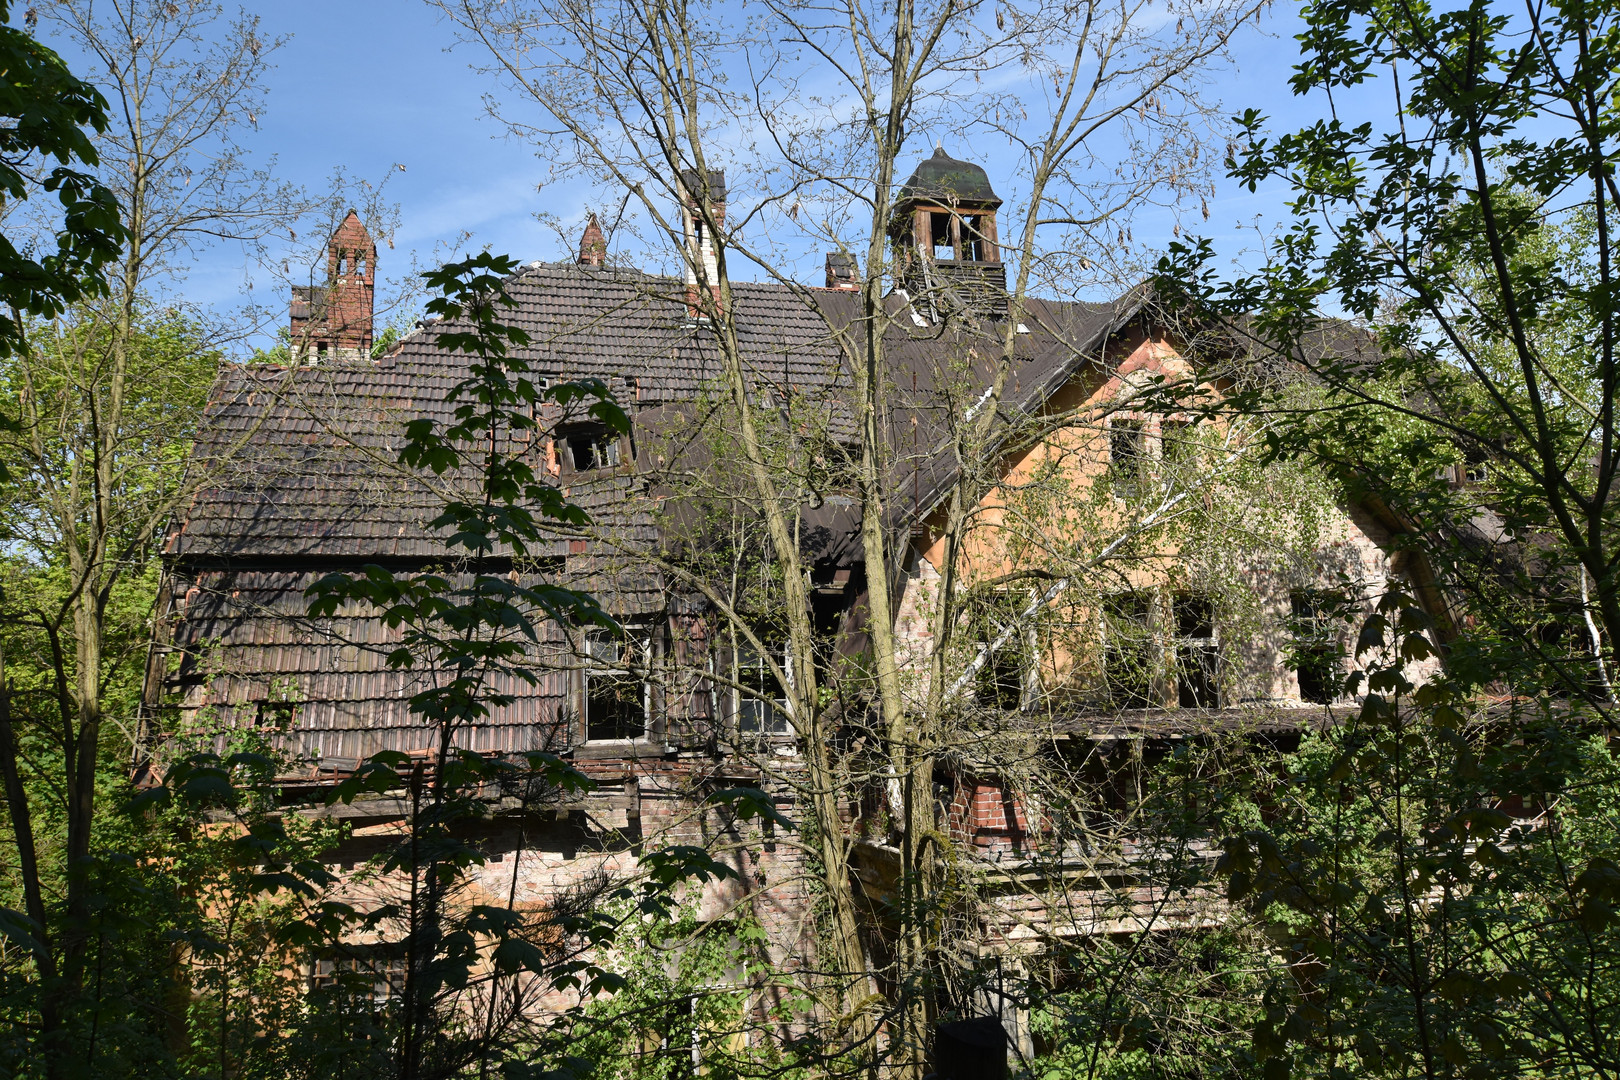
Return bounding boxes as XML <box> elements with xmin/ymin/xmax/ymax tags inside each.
<box><xmin>584</xmin><ymin>633</ymin><xmax>647</xmax><ymax>741</ymax></box>
<box><xmin>254</xmin><ymin>699</ymin><xmax>298</xmax><ymax>730</ymax></box>
<box><xmin>565</xmin><ymin>427</ymin><xmax>621</xmax><ymax>472</ymax></box>
<box><xmin>1464</xmin><ymin>446</ymin><xmax>1489</xmax><ymax>484</ymax></box>
<box><xmin>1289</xmin><ymin>590</ymin><xmax>1341</xmax><ymax>705</ymax></box>
<box><xmin>1108</xmin><ymin>420</ymin><xmax>1146</xmax><ymax>498</ymax></box>
<box><xmin>734</xmin><ymin>640</ymin><xmax>791</xmax><ymax>736</ymax></box>
<box><xmin>1174</xmin><ymin>594</ymin><xmax>1219</xmax><ymax>708</ymax></box>
<box><xmin>1103</xmin><ymin>593</ymin><xmax>1155</xmax><ymax>708</ymax></box>
<box><xmin>961</xmin><ymin>215</ymin><xmax>989</xmax><ymax>262</ymax></box>
<box><xmin>929</xmin><ymin>212</ymin><xmax>954</xmax><ymax>260</ymax></box>
<box><xmin>975</xmin><ymin>596</ymin><xmax>1031</xmax><ymax>711</ymax></box>
<box><xmin>976</xmin><ymin>641</ymin><xmax>1026</xmax><ymax>711</ymax></box>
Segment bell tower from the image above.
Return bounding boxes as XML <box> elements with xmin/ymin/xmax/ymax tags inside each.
<box><xmin>289</xmin><ymin>210</ymin><xmax>376</xmax><ymax>364</ymax></box>
<box><xmin>890</xmin><ymin>147</ymin><xmax>1006</xmax><ymax>318</ymax></box>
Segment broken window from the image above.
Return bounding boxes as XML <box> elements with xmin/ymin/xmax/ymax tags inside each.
<box><xmin>1108</xmin><ymin>420</ymin><xmax>1146</xmax><ymax>498</ymax></box>
<box><xmin>1288</xmin><ymin>590</ymin><xmax>1342</xmax><ymax>705</ymax></box>
<box><xmin>564</xmin><ymin>425</ymin><xmax>621</xmax><ymax>472</ymax></box>
<box><xmin>308</xmin><ymin>944</ymin><xmax>406</xmax><ymax>1004</ymax></box>
<box><xmin>734</xmin><ymin>639</ymin><xmax>791</xmax><ymax>736</ymax></box>
<box><xmin>1102</xmin><ymin>592</ymin><xmax>1156</xmax><ymax>708</ymax></box>
<box><xmin>584</xmin><ymin>631</ymin><xmax>648</xmax><ymax>741</ymax></box>
<box><xmin>254</xmin><ymin>699</ymin><xmax>298</xmax><ymax>730</ymax></box>
<box><xmin>975</xmin><ymin>594</ymin><xmax>1030</xmax><ymax>711</ymax></box>
<box><xmin>1174</xmin><ymin>594</ymin><xmax>1220</xmax><ymax>708</ymax></box>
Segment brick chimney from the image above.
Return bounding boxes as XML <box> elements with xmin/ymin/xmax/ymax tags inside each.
<box><xmin>289</xmin><ymin>210</ymin><xmax>376</xmax><ymax>364</ymax></box>
<box><xmin>578</xmin><ymin>214</ymin><xmax>607</xmax><ymax>266</ymax></box>
<box><xmin>825</xmin><ymin>252</ymin><xmax>860</xmax><ymax>290</ymax></box>
<box><xmin>677</xmin><ymin>168</ymin><xmax>725</xmax><ymax>316</ymax></box>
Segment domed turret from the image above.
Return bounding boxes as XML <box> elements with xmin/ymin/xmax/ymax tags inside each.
<box><xmin>891</xmin><ymin>147</ymin><xmax>1006</xmax><ymax>318</ymax></box>
<box><xmin>898</xmin><ymin>146</ymin><xmax>1004</xmax><ymax>207</ymax></box>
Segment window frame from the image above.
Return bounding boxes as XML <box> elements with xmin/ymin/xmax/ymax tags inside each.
<box><xmin>1101</xmin><ymin>592</ymin><xmax>1158</xmax><ymax>708</ymax></box>
<box><xmin>307</xmin><ymin>942</ymin><xmax>406</xmax><ymax>1005</ymax></box>
<box><xmin>973</xmin><ymin>592</ymin><xmax>1036</xmax><ymax>712</ymax></box>
<box><xmin>1288</xmin><ymin>589</ymin><xmax>1342</xmax><ymax>705</ymax></box>
<box><xmin>730</xmin><ymin>637</ymin><xmax>793</xmax><ymax>738</ymax></box>
<box><xmin>1172</xmin><ymin>593</ymin><xmax>1220</xmax><ymax>709</ymax></box>
<box><xmin>577</xmin><ymin>625</ymin><xmax>664</xmax><ymax>748</ymax></box>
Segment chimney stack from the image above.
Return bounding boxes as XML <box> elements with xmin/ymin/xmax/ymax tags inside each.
<box><xmin>578</xmin><ymin>214</ymin><xmax>607</xmax><ymax>267</ymax></box>
<box><xmin>825</xmin><ymin>252</ymin><xmax>860</xmax><ymax>290</ymax></box>
<box><xmin>678</xmin><ymin>168</ymin><xmax>726</xmax><ymax>316</ymax></box>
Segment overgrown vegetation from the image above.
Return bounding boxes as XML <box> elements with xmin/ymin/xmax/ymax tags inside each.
<box><xmin>7</xmin><ymin>0</ymin><xmax>1620</xmax><ymax>1077</ymax></box>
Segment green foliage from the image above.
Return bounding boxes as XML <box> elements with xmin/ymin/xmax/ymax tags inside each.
<box><xmin>1149</xmin><ymin>7</ymin><xmax>1620</xmax><ymax>1071</ymax></box>
<box><xmin>557</xmin><ymin>898</ymin><xmax>811</xmax><ymax>1080</ymax></box>
<box><xmin>1030</xmin><ymin>932</ymin><xmax>1269</xmax><ymax>1080</ymax></box>
<box><xmin>1158</xmin><ymin>0</ymin><xmax>1620</xmax><ymax>702</ymax></box>
<box><xmin>0</xmin><ymin>1</ymin><xmax>125</xmax><ymax>374</ymax></box>
<box><xmin>1210</xmin><ymin>590</ymin><xmax>1620</xmax><ymax>1077</ymax></box>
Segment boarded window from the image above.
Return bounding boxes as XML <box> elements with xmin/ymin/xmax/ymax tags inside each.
<box><xmin>1174</xmin><ymin>594</ymin><xmax>1219</xmax><ymax>708</ymax></box>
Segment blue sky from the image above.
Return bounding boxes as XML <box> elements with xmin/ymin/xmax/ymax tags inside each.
<box><xmin>39</xmin><ymin>1</ymin><xmax>1314</xmax><ymax>351</ymax></box>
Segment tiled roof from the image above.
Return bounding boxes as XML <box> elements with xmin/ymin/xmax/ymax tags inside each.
<box><xmin>161</xmin><ymin>260</ymin><xmax>1131</xmax><ymax>762</ymax></box>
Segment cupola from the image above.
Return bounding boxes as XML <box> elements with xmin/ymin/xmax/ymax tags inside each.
<box><xmin>890</xmin><ymin>147</ymin><xmax>1006</xmax><ymax>317</ymax></box>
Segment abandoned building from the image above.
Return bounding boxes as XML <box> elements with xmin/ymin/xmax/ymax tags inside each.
<box><xmin>143</xmin><ymin>149</ymin><xmax>1432</xmax><ymax>1029</ymax></box>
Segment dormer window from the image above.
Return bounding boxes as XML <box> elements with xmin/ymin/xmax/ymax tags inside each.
<box><xmin>563</xmin><ymin>425</ymin><xmax>622</xmax><ymax>472</ymax></box>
